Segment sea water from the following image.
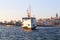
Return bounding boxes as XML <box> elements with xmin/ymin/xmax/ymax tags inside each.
<box><xmin>0</xmin><ymin>25</ymin><xmax>60</xmax><ymax>40</ymax></box>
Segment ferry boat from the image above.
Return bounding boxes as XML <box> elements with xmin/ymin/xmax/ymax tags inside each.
<box><xmin>22</xmin><ymin>7</ymin><xmax>37</xmax><ymax>30</ymax></box>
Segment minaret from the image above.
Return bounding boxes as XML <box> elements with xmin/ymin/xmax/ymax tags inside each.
<box><xmin>56</xmin><ymin>13</ymin><xmax>58</xmax><ymax>18</ymax></box>
<box><xmin>27</xmin><ymin>5</ymin><xmax>31</xmax><ymax>18</ymax></box>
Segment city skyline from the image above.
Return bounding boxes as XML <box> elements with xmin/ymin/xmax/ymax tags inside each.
<box><xmin>0</xmin><ymin>0</ymin><xmax>60</xmax><ymax>21</ymax></box>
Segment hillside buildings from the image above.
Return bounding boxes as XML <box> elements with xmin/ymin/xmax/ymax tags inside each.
<box><xmin>37</xmin><ymin>13</ymin><xmax>60</xmax><ymax>26</ymax></box>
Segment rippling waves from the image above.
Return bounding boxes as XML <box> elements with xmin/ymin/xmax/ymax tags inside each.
<box><xmin>0</xmin><ymin>25</ymin><xmax>60</xmax><ymax>40</ymax></box>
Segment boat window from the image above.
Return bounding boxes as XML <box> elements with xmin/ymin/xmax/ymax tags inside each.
<box><xmin>28</xmin><ymin>24</ymin><xmax>30</xmax><ymax>26</ymax></box>
<box><xmin>33</xmin><ymin>24</ymin><xmax>34</xmax><ymax>26</ymax></box>
<box><xmin>24</xmin><ymin>19</ymin><xmax>27</xmax><ymax>21</ymax></box>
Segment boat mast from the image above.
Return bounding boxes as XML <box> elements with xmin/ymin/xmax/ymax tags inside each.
<box><xmin>27</xmin><ymin>5</ymin><xmax>31</xmax><ymax>18</ymax></box>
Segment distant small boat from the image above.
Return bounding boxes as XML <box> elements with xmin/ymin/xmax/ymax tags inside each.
<box><xmin>22</xmin><ymin>6</ymin><xmax>37</xmax><ymax>30</ymax></box>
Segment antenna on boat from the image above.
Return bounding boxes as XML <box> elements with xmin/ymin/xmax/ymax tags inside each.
<box><xmin>27</xmin><ymin>5</ymin><xmax>31</xmax><ymax>18</ymax></box>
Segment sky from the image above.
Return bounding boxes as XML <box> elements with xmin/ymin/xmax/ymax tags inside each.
<box><xmin>0</xmin><ymin>0</ymin><xmax>60</xmax><ymax>21</ymax></box>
